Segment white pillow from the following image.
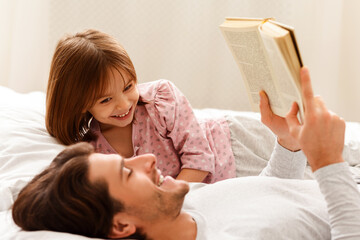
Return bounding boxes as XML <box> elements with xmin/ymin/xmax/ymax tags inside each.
<box><xmin>0</xmin><ymin>86</ymin><xmax>64</xmax><ymax>211</ymax></box>
<box><xmin>0</xmin><ymin>86</ymin><xmax>138</xmax><ymax>240</ymax></box>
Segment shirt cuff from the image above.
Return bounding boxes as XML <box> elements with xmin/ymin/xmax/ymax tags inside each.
<box><xmin>313</xmin><ymin>162</ymin><xmax>350</xmax><ymax>181</ymax></box>
<box><xmin>274</xmin><ymin>141</ymin><xmax>305</xmax><ymax>161</ymax></box>
<box><xmin>260</xmin><ymin>142</ymin><xmax>307</xmax><ymax>179</ymax></box>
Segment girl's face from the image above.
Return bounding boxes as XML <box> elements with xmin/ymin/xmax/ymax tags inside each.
<box><xmin>88</xmin><ymin>68</ymin><xmax>139</xmax><ymax>130</ymax></box>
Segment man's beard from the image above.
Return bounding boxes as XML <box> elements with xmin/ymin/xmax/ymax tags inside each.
<box><xmin>125</xmin><ymin>183</ymin><xmax>189</xmax><ymax>222</ymax></box>
<box><xmin>155</xmin><ymin>184</ymin><xmax>189</xmax><ymax>220</ymax></box>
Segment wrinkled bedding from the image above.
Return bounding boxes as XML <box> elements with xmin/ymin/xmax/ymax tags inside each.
<box><xmin>1</xmin><ymin>86</ymin><xmax>360</xmax><ymax>239</ymax></box>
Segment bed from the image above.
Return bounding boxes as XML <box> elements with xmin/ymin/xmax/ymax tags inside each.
<box><xmin>1</xmin><ymin>85</ymin><xmax>360</xmax><ymax>239</ymax></box>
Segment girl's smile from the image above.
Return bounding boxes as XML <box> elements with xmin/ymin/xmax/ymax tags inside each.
<box><xmin>88</xmin><ymin>67</ymin><xmax>139</xmax><ymax>130</ymax></box>
<box><xmin>111</xmin><ymin>105</ymin><xmax>133</xmax><ymax>120</ymax></box>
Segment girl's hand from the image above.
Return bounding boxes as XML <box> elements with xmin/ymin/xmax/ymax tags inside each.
<box><xmin>259</xmin><ymin>90</ymin><xmax>301</xmax><ymax>151</ymax></box>
<box><xmin>176</xmin><ymin>168</ymin><xmax>209</xmax><ymax>182</ymax></box>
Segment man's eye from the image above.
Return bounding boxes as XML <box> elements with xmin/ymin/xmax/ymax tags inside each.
<box><xmin>124</xmin><ymin>83</ymin><xmax>133</xmax><ymax>92</ymax></box>
<box><xmin>127</xmin><ymin>168</ymin><xmax>133</xmax><ymax>180</ymax></box>
<box><xmin>100</xmin><ymin>97</ymin><xmax>111</xmax><ymax>104</ymax></box>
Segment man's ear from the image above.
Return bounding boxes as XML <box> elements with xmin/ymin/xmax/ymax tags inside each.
<box><xmin>108</xmin><ymin>213</ymin><xmax>136</xmax><ymax>239</ymax></box>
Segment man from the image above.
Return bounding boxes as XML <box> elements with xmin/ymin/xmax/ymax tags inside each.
<box><xmin>12</xmin><ymin>68</ymin><xmax>360</xmax><ymax>239</ymax></box>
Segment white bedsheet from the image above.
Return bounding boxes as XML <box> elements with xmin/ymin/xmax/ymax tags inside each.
<box><xmin>1</xmin><ymin>85</ymin><xmax>360</xmax><ymax>239</ymax></box>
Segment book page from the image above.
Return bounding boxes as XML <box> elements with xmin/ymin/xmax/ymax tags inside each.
<box><xmin>269</xmin><ymin>20</ymin><xmax>303</xmax><ymax>67</ymax></box>
<box><xmin>262</xmin><ymin>21</ymin><xmax>303</xmax><ymax>90</ymax></box>
<box><xmin>220</xmin><ymin>26</ymin><xmax>284</xmax><ymax>115</ymax></box>
<box><xmin>260</xmin><ymin>30</ymin><xmax>304</xmax><ymax>119</ymax></box>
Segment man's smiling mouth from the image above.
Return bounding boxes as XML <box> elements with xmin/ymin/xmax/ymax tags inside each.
<box><xmin>158</xmin><ymin>174</ymin><xmax>164</xmax><ymax>187</ymax></box>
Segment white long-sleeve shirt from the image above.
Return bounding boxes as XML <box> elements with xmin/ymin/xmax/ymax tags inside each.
<box><xmin>183</xmin><ymin>143</ymin><xmax>360</xmax><ymax>240</ymax></box>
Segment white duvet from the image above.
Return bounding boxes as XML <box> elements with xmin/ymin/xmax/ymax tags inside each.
<box><xmin>1</xmin><ymin>85</ymin><xmax>360</xmax><ymax>239</ymax></box>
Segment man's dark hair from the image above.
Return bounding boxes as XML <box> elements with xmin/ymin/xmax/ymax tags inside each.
<box><xmin>12</xmin><ymin>142</ymin><xmax>124</xmax><ymax>238</ymax></box>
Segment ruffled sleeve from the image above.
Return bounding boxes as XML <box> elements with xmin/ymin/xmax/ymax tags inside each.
<box><xmin>139</xmin><ymin>80</ymin><xmax>216</xmax><ymax>176</ymax></box>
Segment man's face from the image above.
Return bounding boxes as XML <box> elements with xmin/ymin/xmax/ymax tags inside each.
<box><xmin>88</xmin><ymin>153</ymin><xmax>189</xmax><ymax>222</ymax></box>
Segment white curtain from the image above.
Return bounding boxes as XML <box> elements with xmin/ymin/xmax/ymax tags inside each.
<box><xmin>1</xmin><ymin>0</ymin><xmax>359</xmax><ymax>121</ymax></box>
<box><xmin>0</xmin><ymin>0</ymin><xmax>50</xmax><ymax>92</ymax></box>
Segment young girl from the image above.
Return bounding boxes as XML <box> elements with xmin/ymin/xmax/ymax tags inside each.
<box><xmin>46</xmin><ymin>29</ymin><xmax>278</xmax><ymax>183</ymax></box>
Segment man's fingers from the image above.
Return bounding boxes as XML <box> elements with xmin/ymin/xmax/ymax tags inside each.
<box><xmin>314</xmin><ymin>95</ymin><xmax>328</xmax><ymax>111</ymax></box>
<box><xmin>300</xmin><ymin>67</ymin><xmax>315</xmax><ymax>112</ymax></box>
<box><xmin>286</xmin><ymin>102</ymin><xmax>301</xmax><ymax>138</ymax></box>
<box><xmin>259</xmin><ymin>91</ymin><xmax>273</xmax><ymax>123</ymax></box>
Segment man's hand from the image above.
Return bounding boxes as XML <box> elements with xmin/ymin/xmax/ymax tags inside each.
<box><xmin>259</xmin><ymin>91</ymin><xmax>301</xmax><ymax>151</ymax></box>
<box><xmin>285</xmin><ymin>67</ymin><xmax>345</xmax><ymax>171</ymax></box>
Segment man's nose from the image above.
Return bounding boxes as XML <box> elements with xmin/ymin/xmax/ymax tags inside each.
<box><xmin>127</xmin><ymin>154</ymin><xmax>157</xmax><ymax>173</ymax></box>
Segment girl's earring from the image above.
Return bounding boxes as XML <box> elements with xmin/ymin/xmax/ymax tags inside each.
<box><xmin>87</xmin><ymin>116</ymin><xmax>94</xmax><ymax>128</ymax></box>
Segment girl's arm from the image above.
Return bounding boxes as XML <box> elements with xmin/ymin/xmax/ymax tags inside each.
<box><xmin>147</xmin><ymin>80</ymin><xmax>216</xmax><ymax>182</ymax></box>
<box><xmin>176</xmin><ymin>168</ymin><xmax>209</xmax><ymax>182</ymax></box>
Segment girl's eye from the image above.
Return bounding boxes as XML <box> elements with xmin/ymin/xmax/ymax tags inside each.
<box><xmin>100</xmin><ymin>97</ymin><xmax>111</xmax><ymax>104</ymax></box>
<box><xmin>124</xmin><ymin>83</ymin><xmax>133</xmax><ymax>92</ymax></box>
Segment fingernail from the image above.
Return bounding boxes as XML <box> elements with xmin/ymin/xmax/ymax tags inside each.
<box><xmin>301</xmin><ymin>66</ymin><xmax>309</xmax><ymax>75</ymax></box>
<box><xmin>259</xmin><ymin>91</ymin><xmax>264</xmax><ymax>98</ymax></box>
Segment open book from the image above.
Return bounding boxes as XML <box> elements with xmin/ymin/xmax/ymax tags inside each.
<box><xmin>219</xmin><ymin>17</ymin><xmax>304</xmax><ymax>120</ymax></box>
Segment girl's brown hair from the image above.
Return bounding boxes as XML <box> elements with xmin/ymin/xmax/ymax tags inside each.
<box><xmin>12</xmin><ymin>142</ymin><xmax>123</xmax><ymax>237</ymax></box>
<box><xmin>46</xmin><ymin>29</ymin><xmax>137</xmax><ymax>145</ymax></box>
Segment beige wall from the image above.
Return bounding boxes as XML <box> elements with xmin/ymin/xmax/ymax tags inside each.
<box><xmin>338</xmin><ymin>0</ymin><xmax>360</xmax><ymax>121</ymax></box>
<box><xmin>1</xmin><ymin>0</ymin><xmax>359</xmax><ymax>121</ymax></box>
